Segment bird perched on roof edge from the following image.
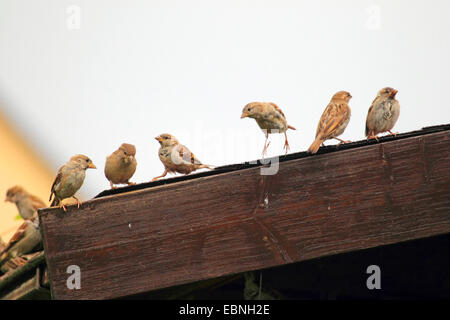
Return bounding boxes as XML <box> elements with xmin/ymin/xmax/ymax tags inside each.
<box><xmin>241</xmin><ymin>102</ymin><xmax>296</xmax><ymax>157</ymax></box>
<box><xmin>49</xmin><ymin>154</ymin><xmax>96</xmax><ymax>211</ymax></box>
<box><xmin>152</xmin><ymin>133</ymin><xmax>214</xmax><ymax>181</ymax></box>
<box><xmin>365</xmin><ymin>87</ymin><xmax>400</xmax><ymax>140</ymax></box>
<box><xmin>307</xmin><ymin>91</ymin><xmax>352</xmax><ymax>154</ymax></box>
<box><xmin>105</xmin><ymin>143</ymin><xmax>137</xmax><ymax>189</ymax></box>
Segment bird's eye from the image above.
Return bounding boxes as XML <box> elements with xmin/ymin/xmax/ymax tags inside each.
<box><xmin>164</xmin><ymin>136</ymin><xmax>168</xmax><ymax>140</ymax></box>
<box><xmin>247</xmin><ymin>108</ymin><xmax>251</xmax><ymax>112</ymax></box>
<box><xmin>86</xmin><ymin>159</ymin><xmax>89</xmax><ymax>162</ymax></box>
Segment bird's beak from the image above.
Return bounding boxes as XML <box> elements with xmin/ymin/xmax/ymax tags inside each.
<box><xmin>128</xmin><ymin>155</ymin><xmax>134</xmax><ymax>162</ymax></box>
<box><xmin>240</xmin><ymin>112</ymin><xmax>248</xmax><ymax>119</ymax></box>
<box><xmin>389</xmin><ymin>89</ymin><xmax>398</xmax><ymax>98</ymax></box>
<box><xmin>155</xmin><ymin>136</ymin><xmax>163</xmax><ymax>142</ymax></box>
<box><xmin>88</xmin><ymin>163</ymin><xmax>97</xmax><ymax>169</ymax></box>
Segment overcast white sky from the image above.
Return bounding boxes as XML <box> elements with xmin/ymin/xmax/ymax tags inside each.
<box><xmin>0</xmin><ymin>0</ymin><xmax>449</xmax><ymax>199</ymax></box>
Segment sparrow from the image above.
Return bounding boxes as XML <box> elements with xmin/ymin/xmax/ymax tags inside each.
<box><xmin>241</xmin><ymin>102</ymin><xmax>296</xmax><ymax>157</ymax></box>
<box><xmin>365</xmin><ymin>87</ymin><xmax>400</xmax><ymax>140</ymax></box>
<box><xmin>152</xmin><ymin>133</ymin><xmax>213</xmax><ymax>181</ymax></box>
<box><xmin>0</xmin><ymin>217</ymin><xmax>42</xmax><ymax>271</ymax></box>
<box><xmin>5</xmin><ymin>186</ymin><xmax>47</xmax><ymax>220</ymax></box>
<box><xmin>49</xmin><ymin>154</ymin><xmax>96</xmax><ymax>211</ymax></box>
<box><xmin>307</xmin><ymin>91</ymin><xmax>352</xmax><ymax>154</ymax></box>
<box><xmin>105</xmin><ymin>143</ymin><xmax>137</xmax><ymax>189</ymax></box>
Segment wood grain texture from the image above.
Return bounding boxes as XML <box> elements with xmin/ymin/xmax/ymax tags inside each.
<box><xmin>39</xmin><ymin>129</ymin><xmax>450</xmax><ymax>299</ymax></box>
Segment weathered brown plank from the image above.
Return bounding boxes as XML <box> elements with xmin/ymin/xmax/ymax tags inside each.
<box><xmin>39</xmin><ymin>129</ymin><xmax>450</xmax><ymax>299</ymax></box>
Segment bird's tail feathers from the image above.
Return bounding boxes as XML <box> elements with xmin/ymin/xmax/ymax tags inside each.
<box><xmin>307</xmin><ymin>137</ymin><xmax>323</xmax><ymax>154</ymax></box>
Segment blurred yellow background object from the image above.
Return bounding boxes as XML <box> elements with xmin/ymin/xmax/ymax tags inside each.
<box><xmin>0</xmin><ymin>110</ymin><xmax>54</xmax><ymax>242</ymax></box>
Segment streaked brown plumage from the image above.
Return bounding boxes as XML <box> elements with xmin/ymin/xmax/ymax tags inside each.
<box><xmin>105</xmin><ymin>143</ymin><xmax>137</xmax><ymax>189</ymax></box>
<box><xmin>366</xmin><ymin>87</ymin><xmax>400</xmax><ymax>140</ymax></box>
<box><xmin>5</xmin><ymin>186</ymin><xmax>46</xmax><ymax>220</ymax></box>
<box><xmin>241</xmin><ymin>102</ymin><xmax>296</xmax><ymax>157</ymax></box>
<box><xmin>49</xmin><ymin>154</ymin><xmax>96</xmax><ymax>211</ymax></box>
<box><xmin>307</xmin><ymin>91</ymin><xmax>352</xmax><ymax>154</ymax></box>
<box><xmin>0</xmin><ymin>216</ymin><xmax>42</xmax><ymax>271</ymax></box>
<box><xmin>152</xmin><ymin>134</ymin><xmax>213</xmax><ymax>181</ymax></box>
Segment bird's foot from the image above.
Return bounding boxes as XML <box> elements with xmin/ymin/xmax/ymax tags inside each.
<box><xmin>367</xmin><ymin>135</ymin><xmax>379</xmax><ymax>142</ymax></box>
<box><xmin>127</xmin><ymin>182</ymin><xmax>136</xmax><ymax>186</ymax></box>
<box><xmin>283</xmin><ymin>133</ymin><xmax>290</xmax><ymax>155</ymax></box>
<box><xmin>388</xmin><ymin>131</ymin><xmax>398</xmax><ymax>137</ymax></box>
<box><xmin>262</xmin><ymin>141</ymin><xmax>270</xmax><ymax>159</ymax></box>
<box><xmin>60</xmin><ymin>204</ymin><xmax>67</xmax><ymax>212</ymax></box>
<box><xmin>152</xmin><ymin>170</ymin><xmax>168</xmax><ymax>182</ymax></box>
<box><xmin>73</xmin><ymin>196</ymin><xmax>82</xmax><ymax>209</ymax></box>
<box><xmin>283</xmin><ymin>142</ymin><xmax>290</xmax><ymax>154</ymax></box>
<box><xmin>336</xmin><ymin>138</ymin><xmax>351</xmax><ymax>146</ymax></box>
